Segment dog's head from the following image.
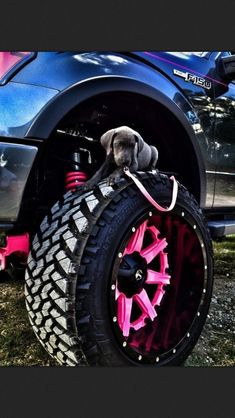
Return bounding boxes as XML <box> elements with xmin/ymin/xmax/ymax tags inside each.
<box><xmin>100</xmin><ymin>126</ymin><xmax>144</xmax><ymax>167</ymax></box>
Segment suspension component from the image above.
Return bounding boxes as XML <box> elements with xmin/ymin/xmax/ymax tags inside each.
<box><xmin>65</xmin><ymin>149</ymin><xmax>89</xmax><ymax>191</ymax></box>
<box><xmin>65</xmin><ymin>171</ymin><xmax>87</xmax><ymax>191</ymax></box>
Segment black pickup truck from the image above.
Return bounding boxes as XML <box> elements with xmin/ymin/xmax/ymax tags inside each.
<box><xmin>0</xmin><ymin>51</ymin><xmax>234</xmax><ymax>366</ymax></box>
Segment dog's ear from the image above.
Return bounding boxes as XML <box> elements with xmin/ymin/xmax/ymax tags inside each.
<box><xmin>100</xmin><ymin>129</ymin><xmax>117</xmax><ymax>154</ymax></box>
<box><xmin>134</xmin><ymin>133</ymin><xmax>144</xmax><ymax>155</ymax></box>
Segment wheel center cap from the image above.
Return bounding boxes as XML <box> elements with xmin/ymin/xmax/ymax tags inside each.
<box><xmin>135</xmin><ymin>269</ymin><xmax>143</xmax><ymax>281</ymax></box>
<box><xmin>117</xmin><ymin>252</ymin><xmax>147</xmax><ymax>297</ymax></box>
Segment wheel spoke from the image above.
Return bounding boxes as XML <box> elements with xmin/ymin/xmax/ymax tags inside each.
<box><xmin>134</xmin><ymin>289</ymin><xmax>157</xmax><ymax>321</ymax></box>
<box><xmin>141</xmin><ymin>238</ymin><xmax>168</xmax><ymax>264</ymax></box>
<box><xmin>132</xmin><ymin>313</ymin><xmax>146</xmax><ymax>331</ymax></box>
<box><xmin>148</xmin><ymin>225</ymin><xmax>160</xmax><ymax>240</ymax></box>
<box><xmin>160</xmin><ymin>252</ymin><xmax>169</xmax><ymax>273</ymax></box>
<box><xmin>152</xmin><ymin>287</ymin><xmax>165</xmax><ymax>306</ymax></box>
<box><xmin>124</xmin><ymin>220</ymin><xmax>148</xmax><ymax>255</ymax></box>
<box><xmin>115</xmin><ymin>285</ymin><xmax>120</xmax><ymax>300</ymax></box>
<box><xmin>117</xmin><ymin>294</ymin><xmax>133</xmax><ymax>337</ymax></box>
<box><xmin>146</xmin><ymin>269</ymin><xmax>171</xmax><ymax>285</ymax></box>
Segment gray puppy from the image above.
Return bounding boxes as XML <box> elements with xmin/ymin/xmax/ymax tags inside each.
<box><xmin>85</xmin><ymin>126</ymin><xmax>158</xmax><ymax>189</ymax></box>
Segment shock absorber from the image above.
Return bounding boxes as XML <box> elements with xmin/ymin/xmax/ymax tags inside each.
<box><xmin>65</xmin><ymin>149</ymin><xmax>89</xmax><ymax>191</ymax></box>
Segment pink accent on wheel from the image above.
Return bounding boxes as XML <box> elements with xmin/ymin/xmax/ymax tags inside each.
<box><xmin>0</xmin><ymin>233</ymin><xmax>29</xmax><ymax>270</ymax></box>
<box><xmin>116</xmin><ymin>220</ymin><xmax>171</xmax><ymax>337</ymax></box>
<box><xmin>132</xmin><ymin>313</ymin><xmax>146</xmax><ymax>331</ymax></box>
<box><xmin>146</xmin><ymin>269</ymin><xmax>170</xmax><ymax>285</ymax></box>
<box><xmin>117</xmin><ymin>293</ymin><xmax>133</xmax><ymax>337</ymax></box>
<box><xmin>124</xmin><ymin>220</ymin><xmax>148</xmax><ymax>255</ymax></box>
<box><xmin>140</xmin><ymin>238</ymin><xmax>168</xmax><ymax>264</ymax></box>
<box><xmin>134</xmin><ymin>289</ymin><xmax>157</xmax><ymax>321</ymax></box>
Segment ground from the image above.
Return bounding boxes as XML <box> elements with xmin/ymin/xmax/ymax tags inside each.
<box><xmin>185</xmin><ymin>236</ymin><xmax>235</xmax><ymax>367</ymax></box>
<box><xmin>0</xmin><ymin>237</ymin><xmax>234</xmax><ymax>367</ymax></box>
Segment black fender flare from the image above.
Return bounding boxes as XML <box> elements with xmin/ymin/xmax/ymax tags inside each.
<box><xmin>26</xmin><ymin>76</ymin><xmax>206</xmax><ymax>207</ymax></box>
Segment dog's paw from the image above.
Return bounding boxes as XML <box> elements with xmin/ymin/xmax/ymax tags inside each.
<box><xmin>107</xmin><ymin>174</ymin><xmax>121</xmax><ymax>186</ymax></box>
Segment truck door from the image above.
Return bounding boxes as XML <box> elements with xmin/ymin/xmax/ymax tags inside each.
<box><xmin>213</xmin><ymin>52</ymin><xmax>235</xmax><ymax>208</ymax></box>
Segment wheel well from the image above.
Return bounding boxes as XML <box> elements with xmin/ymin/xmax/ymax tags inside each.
<box><xmin>20</xmin><ymin>92</ymin><xmax>201</xmax><ymax>231</ymax></box>
<box><xmin>55</xmin><ymin>92</ymin><xmax>201</xmax><ymax>198</ymax></box>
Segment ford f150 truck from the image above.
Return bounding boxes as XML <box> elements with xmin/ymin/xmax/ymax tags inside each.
<box><xmin>0</xmin><ymin>51</ymin><xmax>234</xmax><ymax>366</ymax></box>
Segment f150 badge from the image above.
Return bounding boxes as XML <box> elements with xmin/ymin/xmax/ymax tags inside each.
<box><xmin>173</xmin><ymin>69</ymin><xmax>211</xmax><ymax>90</ymax></box>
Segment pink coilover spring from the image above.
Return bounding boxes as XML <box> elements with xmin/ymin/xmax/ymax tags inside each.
<box><xmin>65</xmin><ymin>171</ymin><xmax>88</xmax><ymax>191</ymax></box>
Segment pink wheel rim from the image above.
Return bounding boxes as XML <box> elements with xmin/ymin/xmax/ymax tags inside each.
<box><xmin>111</xmin><ymin>210</ymin><xmax>206</xmax><ymax>363</ymax></box>
<box><xmin>115</xmin><ymin>220</ymin><xmax>171</xmax><ymax>337</ymax></box>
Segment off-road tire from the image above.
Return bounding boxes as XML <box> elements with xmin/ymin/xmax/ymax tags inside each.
<box><xmin>25</xmin><ymin>172</ymin><xmax>213</xmax><ymax>366</ymax></box>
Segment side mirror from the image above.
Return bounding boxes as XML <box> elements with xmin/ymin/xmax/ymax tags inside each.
<box><xmin>219</xmin><ymin>55</ymin><xmax>235</xmax><ymax>81</ymax></box>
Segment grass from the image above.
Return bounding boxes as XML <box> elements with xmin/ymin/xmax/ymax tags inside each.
<box><xmin>0</xmin><ymin>237</ymin><xmax>234</xmax><ymax>366</ymax></box>
<box><xmin>0</xmin><ymin>276</ymin><xmax>56</xmax><ymax>366</ymax></box>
